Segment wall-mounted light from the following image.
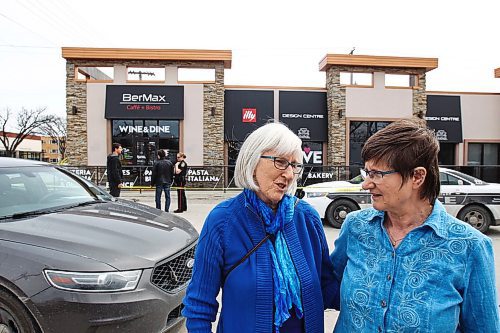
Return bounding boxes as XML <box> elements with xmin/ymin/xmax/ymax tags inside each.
<box><xmin>71</xmin><ymin>106</ymin><xmax>78</xmax><ymax>115</ymax></box>
<box><xmin>210</xmin><ymin>106</ymin><xmax>216</xmax><ymax>117</ymax></box>
<box><xmin>338</xmin><ymin>109</ymin><xmax>343</xmax><ymax>118</ymax></box>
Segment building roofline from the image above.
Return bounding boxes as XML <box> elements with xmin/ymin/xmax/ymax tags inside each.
<box><xmin>0</xmin><ymin>131</ymin><xmax>42</xmax><ymax>140</ymax></box>
<box><xmin>62</xmin><ymin>47</ymin><xmax>232</xmax><ymax>69</ymax></box>
<box><xmin>319</xmin><ymin>54</ymin><xmax>438</xmax><ymax>72</ymax></box>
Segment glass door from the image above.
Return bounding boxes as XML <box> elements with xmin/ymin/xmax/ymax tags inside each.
<box><xmin>135</xmin><ymin>138</ymin><xmax>158</xmax><ymax>166</ymax></box>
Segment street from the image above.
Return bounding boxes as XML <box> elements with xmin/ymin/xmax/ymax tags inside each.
<box><xmin>123</xmin><ymin>190</ymin><xmax>500</xmax><ymax>332</ymax></box>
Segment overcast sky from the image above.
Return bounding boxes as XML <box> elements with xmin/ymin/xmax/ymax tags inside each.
<box><xmin>1</xmin><ymin>0</ymin><xmax>499</xmax><ymax>118</ymax></box>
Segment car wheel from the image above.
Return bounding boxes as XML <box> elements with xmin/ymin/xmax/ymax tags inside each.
<box><xmin>0</xmin><ymin>289</ymin><xmax>40</xmax><ymax>333</ymax></box>
<box><xmin>326</xmin><ymin>199</ymin><xmax>358</xmax><ymax>229</ymax></box>
<box><xmin>457</xmin><ymin>205</ymin><xmax>492</xmax><ymax>233</ymax></box>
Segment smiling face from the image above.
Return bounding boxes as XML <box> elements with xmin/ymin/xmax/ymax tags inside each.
<box><xmin>361</xmin><ymin>160</ymin><xmax>414</xmax><ymax>214</ymax></box>
<box><xmin>254</xmin><ymin>150</ymin><xmax>298</xmax><ymax>209</ymax></box>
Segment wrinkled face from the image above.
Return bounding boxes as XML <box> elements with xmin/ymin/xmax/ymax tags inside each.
<box><xmin>254</xmin><ymin>150</ymin><xmax>298</xmax><ymax>209</ymax></box>
<box><xmin>361</xmin><ymin>160</ymin><xmax>413</xmax><ymax>213</ymax></box>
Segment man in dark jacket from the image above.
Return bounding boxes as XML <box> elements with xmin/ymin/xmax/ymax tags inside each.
<box><xmin>151</xmin><ymin>149</ymin><xmax>174</xmax><ymax>212</ymax></box>
<box><xmin>106</xmin><ymin>143</ymin><xmax>123</xmax><ymax>197</ymax></box>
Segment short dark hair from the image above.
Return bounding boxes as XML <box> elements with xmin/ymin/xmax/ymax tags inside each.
<box><xmin>112</xmin><ymin>143</ymin><xmax>121</xmax><ymax>152</ymax></box>
<box><xmin>157</xmin><ymin>149</ymin><xmax>166</xmax><ymax>159</ymax></box>
<box><xmin>361</xmin><ymin>118</ymin><xmax>440</xmax><ymax>203</ymax></box>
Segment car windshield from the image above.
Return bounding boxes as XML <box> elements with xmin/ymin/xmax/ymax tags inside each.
<box><xmin>445</xmin><ymin>169</ymin><xmax>486</xmax><ymax>185</ymax></box>
<box><xmin>0</xmin><ymin>166</ymin><xmax>112</xmax><ymax>219</ymax></box>
<box><xmin>349</xmin><ymin>174</ymin><xmax>363</xmax><ymax>184</ymax></box>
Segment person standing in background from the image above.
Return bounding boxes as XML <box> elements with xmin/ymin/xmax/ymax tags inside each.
<box><xmin>106</xmin><ymin>143</ymin><xmax>123</xmax><ymax>197</ymax></box>
<box><xmin>174</xmin><ymin>152</ymin><xmax>188</xmax><ymax>213</ymax></box>
<box><xmin>151</xmin><ymin>149</ymin><xmax>174</xmax><ymax>212</ymax></box>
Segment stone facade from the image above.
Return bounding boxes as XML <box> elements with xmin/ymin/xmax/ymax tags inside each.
<box><xmin>203</xmin><ymin>64</ymin><xmax>225</xmax><ymax>166</ymax></box>
<box><xmin>65</xmin><ymin>62</ymin><xmax>88</xmax><ymax>165</ymax></box>
<box><xmin>64</xmin><ymin>59</ymin><xmax>225</xmax><ymax>165</ymax></box>
<box><xmin>325</xmin><ymin>66</ymin><xmax>428</xmax><ymax>166</ymax></box>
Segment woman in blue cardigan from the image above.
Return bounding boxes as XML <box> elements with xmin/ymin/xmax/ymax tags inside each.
<box><xmin>182</xmin><ymin>122</ymin><xmax>339</xmax><ymax>332</ymax></box>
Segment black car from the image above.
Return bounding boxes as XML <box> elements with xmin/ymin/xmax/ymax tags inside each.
<box><xmin>0</xmin><ymin>157</ymin><xmax>198</xmax><ymax>333</ymax></box>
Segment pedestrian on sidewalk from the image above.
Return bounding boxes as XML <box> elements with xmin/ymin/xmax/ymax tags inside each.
<box><xmin>106</xmin><ymin>143</ymin><xmax>123</xmax><ymax>197</ymax></box>
<box><xmin>151</xmin><ymin>149</ymin><xmax>174</xmax><ymax>212</ymax></box>
<box><xmin>173</xmin><ymin>152</ymin><xmax>188</xmax><ymax>213</ymax></box>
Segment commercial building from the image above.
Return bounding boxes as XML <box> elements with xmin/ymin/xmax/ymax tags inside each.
<box><xmin>62</xmin><ymin>47</ymin><xmax>500</xmax><ymax>183</ymax></box>
<box><xmin>0</xmin><ymin>132</ymin><xmax>42</xmax><ymax>159</ymax></box>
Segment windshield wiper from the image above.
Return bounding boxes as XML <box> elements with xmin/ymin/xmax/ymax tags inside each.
<box><xmin>0</xmin><ymin>200</ymin><xmax>107</xmax><ymax>220</ymax></box>
<box><xmin>63</xmin><ymin>200</ymin><xmax>107</xmax><ymax>209</ymax></box>
<box><xmin>1</xmin><ymin>208</ymin><xmax>64</xmax><ymax>220</ymax></box>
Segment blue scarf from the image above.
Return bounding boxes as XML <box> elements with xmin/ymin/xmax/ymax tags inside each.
<box><xmin>244</xmin><ymin>189</ymin><xmax>303</xmax><ymax>331</ymax></box>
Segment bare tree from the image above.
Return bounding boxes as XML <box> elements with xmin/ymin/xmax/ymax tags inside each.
<box><xmin>40</xmin><ymin>116</ymin><xmax>67</xmax><ymax>160</ymax></box>
<box><xmin>0</xmin><ymin>107</ymin><xmax>56</xmax><ymax>157</ymax></box>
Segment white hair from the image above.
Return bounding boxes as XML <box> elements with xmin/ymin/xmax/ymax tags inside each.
<box><xmin>234</xmin><ymin>122</ymin><xmax>302</xmax><ymax>195</ymax></box>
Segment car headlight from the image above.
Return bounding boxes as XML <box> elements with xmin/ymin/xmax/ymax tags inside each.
<box><xmin>306</xmin><ymin>192</ymin><xmax>329</xmax><ymax>198</ymax></box>
<box><xmin>44</xmin><ymin>269</ymin><xmax>142</xmax><ymax>292</ymax></box>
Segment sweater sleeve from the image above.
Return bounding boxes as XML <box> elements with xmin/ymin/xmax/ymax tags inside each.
<box><xmin>182</xmin><ymin>210</ymin><xmax>225</xmax><ymax>333</ymax></box>
<box><xmin>309</xmin><ymin>208</ymin><xmax>340</xmax><ymax>310</ymax></box>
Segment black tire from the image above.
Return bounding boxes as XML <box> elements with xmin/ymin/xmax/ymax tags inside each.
<box><xmin>0</xmin><ymin>289</ymin><xmax>40</xmax><ymax>333</ymax></box>
<box><xmin>457</xmin><ymin>205</ymin><xmax>492</xmax><ymax>234</ymax></box>
<box><xmin>325</xmin><ymin>199</ymin><xmax>359</xmax><ymax>228</ymax></box>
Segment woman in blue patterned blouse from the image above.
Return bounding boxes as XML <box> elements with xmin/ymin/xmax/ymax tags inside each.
<box><xmin>332</xmin><ymin>118</ymin><xmax>499</xmax><ymax>332</ymax></box>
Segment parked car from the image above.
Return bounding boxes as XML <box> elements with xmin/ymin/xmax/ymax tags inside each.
<box><xmin>0</xmin><ymin>157</ymin><xmax>199</xmax><ymax>333</ymax></box>
<box><xmin>302</xmin><ymin>167</ymin><xmax>500</xmax><ymax>233</ymax></box>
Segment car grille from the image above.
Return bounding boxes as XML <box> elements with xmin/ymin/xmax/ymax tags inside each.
<box><xmin>151</xmin><ymin>244</ymin><xmax>196</xmax><ymax>293</ymax></box>
<box><xmin>167</xmin><ymin>304</ymin><xmax>184</xmax><ymax>324</ymax></box>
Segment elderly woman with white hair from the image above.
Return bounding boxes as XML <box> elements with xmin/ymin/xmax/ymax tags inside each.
<box><xmin>182</xmin><ymin>122</ymin><xmax>339</xmax><ymax>333</ymax></box>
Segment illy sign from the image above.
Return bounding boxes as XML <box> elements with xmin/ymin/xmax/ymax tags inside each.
<box><xmin>242</xmin><ymin>108</ymin><xmax>256</xmax><ymax>123</ymax></box>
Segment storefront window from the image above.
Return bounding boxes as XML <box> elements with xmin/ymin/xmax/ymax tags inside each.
<box><xmin>349</xmin><ymin>121</ymin><xmax>391</xmax><ymax>168</ymax></box>
<box><xmin>438</xmin><ymin>143</ymin><xmax>456</xmax><ymax>165</ymax></box>
<box><xmin>467</xmin><ymin>143</ymin><xmax>500</xmax><ymax>182</ymax></box>
<box><xmin>112</xmin><ymin>120</ymin><xmax>179</xmax><ymax>165</ymax></box>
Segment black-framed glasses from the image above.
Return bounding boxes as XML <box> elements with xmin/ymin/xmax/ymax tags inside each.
<box><xmin>360</xmin><ymin>168</ymin><xmax>398</xmax><ymax>183</ymax></box>
<box><xmin>260</xmin><ymin>155</ymin><xmax>303</xmax><ymax>174</ymax></box>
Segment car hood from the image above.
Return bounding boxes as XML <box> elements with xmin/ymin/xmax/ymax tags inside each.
<box><xmin>0</xmin><ymin>200</ymin><xmax>198</xmax><ymax>270</ymax></box>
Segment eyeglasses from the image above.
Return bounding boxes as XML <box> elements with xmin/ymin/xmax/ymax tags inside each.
<box><xmin>260</xmin><ymin>155</ymin><xmax>303</xmax><ymax>174</ymax></box>
<box><xmin>360</xmin><ymin>168</ymin><xmax>398</xmax><ymax>183</ymax></box>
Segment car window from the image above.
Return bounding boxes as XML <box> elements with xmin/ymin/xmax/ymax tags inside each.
<box><xmin>446</xmin><ymin>169</ymin><xmax>485</xmax><ymax>185</ymax></box>
<box><xmin>0</xmin><ymin>166</ymin><xmax>97</xmax><ymax>218</ymax></box>
<box><xmin>440</xmin><ymin>172</ymin><xmax>470</xmax><ymax>186</ymax></box>
<box><xmin>349</xmin><ymin>174</ymin><xmax>363</xmax><ymax>184</ymax></box>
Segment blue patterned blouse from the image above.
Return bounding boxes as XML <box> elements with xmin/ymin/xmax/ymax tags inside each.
<box><xmin>332</xmin><ymin>200</ymin><xmax>500</xmax><ymax>332</ymax></box>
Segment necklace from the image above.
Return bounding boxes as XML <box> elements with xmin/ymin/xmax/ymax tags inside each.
<box><xmin>387</xmin><ymin>227</ymin><xmax>405</xmax><ymax>247</ymax></box>
<box><xmin>385</xmin><ymin>204</ymin><xmax>433</xmax><ymax>247</ymax></box>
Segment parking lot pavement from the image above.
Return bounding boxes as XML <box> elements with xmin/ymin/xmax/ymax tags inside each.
<box><xmin>121</xmin><ymin>189</ymin><xmax>500</xmax><ymax>331</ymax></box>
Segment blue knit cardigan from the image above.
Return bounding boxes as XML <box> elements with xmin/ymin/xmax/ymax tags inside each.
<box><xmin>182</xmin><ymin>191</ymin><xmax>339</xmax><ymax>333</ymax></box>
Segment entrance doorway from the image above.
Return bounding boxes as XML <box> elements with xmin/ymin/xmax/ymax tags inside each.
<box><xmin>136</xmin><ymin>138</ymin><xmax>157</xmax><ymax>166</ymax></box>
<box><xmin>112</xmin><ymin>119</ymin><xmax>180</xmax><ymax>165</ymax></box>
